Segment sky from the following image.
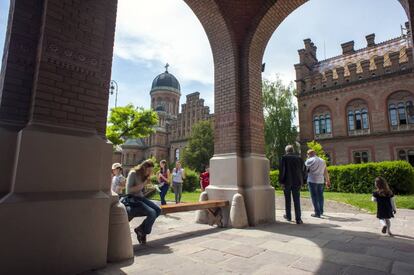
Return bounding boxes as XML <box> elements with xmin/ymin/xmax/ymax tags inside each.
<box><xmin>0</xmin><ymin>0</ymin><xmax>408</xmax><ymax>115</ymax></box>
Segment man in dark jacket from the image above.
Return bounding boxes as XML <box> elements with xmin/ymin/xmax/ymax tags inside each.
<box><xmin>279</xmin><ymin>145</ymin><xmax>306</xmax><ymax>224</ymax></box>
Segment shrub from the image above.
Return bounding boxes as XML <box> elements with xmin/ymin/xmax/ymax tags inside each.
<box><xmin>327</xmin><ymin>161</ymin><xmax>414</xmax><ymax>194</ymax></box>
<box><xmin>269</xmin><ymin>170</ymin><xmax>280</xmax><ymax>189</ymax></box>
<box><xmin>182</xmin><ymin>169</ymin><xmax>199</xmax><ymax>192</ymax></box>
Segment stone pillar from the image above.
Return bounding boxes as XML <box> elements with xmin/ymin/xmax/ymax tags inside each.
<box><xmin>0</xmin><ymin>1</ymin><xmax>117</xmax><ymax>274</ymax></box>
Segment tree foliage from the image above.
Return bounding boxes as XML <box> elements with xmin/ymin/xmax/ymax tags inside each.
<box><xmin>181</xmin><ymin>120</ymin><xmax>214</xmax><ymax>173</ymax></box>
<box><xmin>306</xmin><ymin>140</ymin><xmax>329</xmax><ymax>164</ymax></box>
<box><xmin>263</xmin><ymin>76</ymin><xmax>298</xmax><ymax>169</ymax></box>
<box><xmin>106</xmin><ymin>104</ymin><xmax>158</xmax><ymax>145</ymax></box>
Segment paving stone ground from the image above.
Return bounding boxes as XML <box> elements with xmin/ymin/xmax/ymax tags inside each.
<box><xmin>86</xmin><ymin>197</ymin><xmax>414</xmax><ymax>275</ymax></box>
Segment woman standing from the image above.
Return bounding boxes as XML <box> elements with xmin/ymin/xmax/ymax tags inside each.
<box><xmin>121</xmin><ymin>159</ymin><xmax>161</xmax><ymax>244</ymax></box>
<box><xmin>172</xmin><ymin>161</ymin><xmax>185</xmax><ymax>203</ymax></box>
<box><xmin>158</xmin><ymin>160</ymin><xmax>170</xmax><ymax>205</ymax></box>
<box><xmin>111</xmin><ymin>163</ymin><xmax>126</xmax><ymax>195</ymax></box>
<box><xmin>200</xmin><ymin>165</ymin><xmax>210</xmax><ymax>191</ymax></box>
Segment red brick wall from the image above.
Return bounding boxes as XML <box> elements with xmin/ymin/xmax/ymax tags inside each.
<box><xmin>298</xmin><ymin>72</ymin><xmax>414</xmax><ymax>164</ymax></box>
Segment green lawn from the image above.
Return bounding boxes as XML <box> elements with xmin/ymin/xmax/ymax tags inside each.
<box><xmin>151</xmin><ymin>189</ymin><xmax>414</xmax><ymax>214</ymax></box>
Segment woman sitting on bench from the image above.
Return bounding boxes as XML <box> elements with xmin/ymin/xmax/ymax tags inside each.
<box><xmin>121</xmin><ymin>159</ymin><xmax>161</xmax><ymax>244</ymax></box>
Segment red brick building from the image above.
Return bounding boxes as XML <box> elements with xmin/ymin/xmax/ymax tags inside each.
<box><xmin>296</xmin><ymin>24</ymin><xmax>414</xmax><ymax>165</ymax></box>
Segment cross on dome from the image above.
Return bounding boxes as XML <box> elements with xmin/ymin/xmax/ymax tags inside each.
<box><xmin>165</xmin><ymin>63</ymin><xmax>169</xmax><ymax>72</ymax></box>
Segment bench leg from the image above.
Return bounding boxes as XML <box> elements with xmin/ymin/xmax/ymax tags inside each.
<box><xmin>207</xmin><ymin>208</ymin><xmax>223</xmax><ymax>227</ymax></box>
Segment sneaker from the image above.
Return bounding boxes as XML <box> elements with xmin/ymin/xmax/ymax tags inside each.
<box><xmin>296</xmin><ymin>219</ymin><xmax>303</xmax><ymax>224</ymax></box>
<box><xmin>283</xmin><ymin>215</ymin><xmax>292</xmax><ymax>222</ymax></box>
<box><xmin>381</xmin><ymin>226</ymin><xmax>387</xmax><ymax>234</ymax></box>
<box><xmin>134</xmin><ymin>227</ymin><xmax>147</xmax><ymax>244</ymax></box>
<box><xmin>311</xmin><ymin>214</ymin><xmax>321</xmax><ymax>218</ymax></box>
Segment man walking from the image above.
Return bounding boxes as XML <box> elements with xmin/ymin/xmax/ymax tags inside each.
<box><xmin>279</xmin><ymin>145</ymin><xmax>307</xmax><ymax>224</ymax></box>
<box><xmin>305</xmin><ymin>150</ymin><xmax>331</xmax><ymax>218</ymax></box>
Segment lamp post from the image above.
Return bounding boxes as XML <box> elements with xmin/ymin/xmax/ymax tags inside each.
<box><xmin>109</xmin><ymin>80</ymin><xmax>119</xmax><ymax>107</ymax></box>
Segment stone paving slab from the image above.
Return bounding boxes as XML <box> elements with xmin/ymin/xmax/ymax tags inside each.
<box><xmin>87</xmin><ymin>205</ymin><xmax>414</xmax><ymax>275</ymax></box>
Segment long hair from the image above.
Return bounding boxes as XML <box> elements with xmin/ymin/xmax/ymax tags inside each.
<box><xmin>133</xmin><ymin>159</ymin><xmax>155</xmax><ymax>181</ymax></box>
<box><xmin>375</xmin><ymin>177</ymin><xmax>393</xmax><ymax>197</ymax></box>
<box><xmin>160</xmin><ymin>160</ymin><xmax>167</xmax><ymax>174</ymax></box>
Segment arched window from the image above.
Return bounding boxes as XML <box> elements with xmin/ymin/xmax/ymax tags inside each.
<box><xmin>314</xmin><ymin>116</ymin><xmax>320</xmax><ymax>135</ymax></box>
<box><xmin>406</xmin><ymin>101</ymin><xmax>414</xmax><ymax>124</ymax></box>
<box><xmin>398</xmin><ymin>103</ymin><xmax>407</xmax><ymax>125</ymax></box>
<box><xmin>320</xmin><ymin>115</ymin><xmax>326</xmax><ymax>134</ymax></box>
<box><xmin>348</xmin><ymin>111</ymin><xmax>355</xmax><ymax>131</ymax></box>
<box><xmin>325</xmin><ymin>114</ymin><xmax>332</xmax><ymax>134</ymax></box>
<box><xmin>355</xmin><ymin>110</ymin><xmax>362</xmax><ymax>130</ymax></box>
<box><xmin>347</xmin><ymin>99</ymin><xmax>369</xmax><ymax>134</ymax></box>
<box><xmin>313</xmin><ymin>106</ymin><xmax>332</xmax><ymax>137</ymax></box>
<box><xmin>389</xmin><ymin>104</ymin><xmax>398</xmax><ymax>126</ymax></box>
<box><xmin>362</xmin><ymin>109</ymin><xmax>369</xmax><ymax>129</ymax></box>
<box><xmin>388</xmin><ymin>91</ymin><xmax>414</xmax><ymax>129</ymax></box>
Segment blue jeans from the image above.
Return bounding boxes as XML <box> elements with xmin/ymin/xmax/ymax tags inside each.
<box><xmin>125</xmin><ymin>197</ymin><xmax>161</xmax><ymax>234</ymax></box>
<box><xmin>283</xmin><ymin>185</ymin><xmax>301</xmax><ymax>221</ymax></box>
<box><xmin>159</xmin><ymin>183</ymin><xmax>169</xmax><ymax>205</ymax></box>
<box><xmin>308</xmin><ymin>182</ymin><xmax>324</xmax><ymax>216</ymax></box>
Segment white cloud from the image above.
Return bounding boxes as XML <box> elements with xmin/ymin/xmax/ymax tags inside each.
<box><xmin>114</xmin><ymin>0</ymin><xmax>214</xmax><ymax>86</ymax></box>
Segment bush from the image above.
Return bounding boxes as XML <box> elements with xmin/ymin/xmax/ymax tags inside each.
<box><xmin>269</xmin><ymin>170</ymin><xmax>280</xmax><ymax>189</ymax></box>
<box><xmin>182</xmin><ymin>169</ymin><xmax>199</xmax><ymax>192</ymax></box>
<box><xmin>328</xmin><ymin>161</ymin><xmax>414</xmax><ymax>194</ymax></box>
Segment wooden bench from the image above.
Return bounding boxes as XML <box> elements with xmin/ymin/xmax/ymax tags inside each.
<box><xmin>160</xmin><ymin>200</ymin><xmax>229</xmax><ymax>227</ymax></box>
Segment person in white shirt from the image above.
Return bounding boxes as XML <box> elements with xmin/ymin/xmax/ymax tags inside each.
<box><xmin>172</xmin><ymin>161</ymin><xmax>185</xmax><ymax>203</ymax></box>
<box><xmin>111</xmin><ymin>163</ymin><xmax>126</xmax><ymax>195</ymax></box>
<box><xmin>305</xmin><ymin>150</ymin><xmax>331</xmax><ymax>218</ymax></box>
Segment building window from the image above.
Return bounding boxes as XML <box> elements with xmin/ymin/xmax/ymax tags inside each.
<box><xmin>313</xmin><ymin>107</ymin><xmax>332</xmax><ymax>138</ymax></box>
<box><xmin>314</xmin><ymin>116</ymin><xmax>320</xmax><ymax>135</ymax></box>
<box><xmin>398</xmin><ymin>149</ymin><xmax>414</xmax><ymax>166</ymax></box>
<box><xmin>353</xmin><ymin>151</ymin><xmax>369</xmax><ymax>164</ymax></box>
<box><xmin>347</xmin><ymin>100</ymin><xmax>370</xmax><ymax>134</ymax></box>
<box><xmin>348</xmin><ymin>111</ymin><xmax>355</xmax><ymax>131</ymax></box>
<box><xmin>362</xmin><ymin>109</ymin><xmax>369</xmax><ymax>129</ymax></box>
<box><xmin>388</xmin><ymin>91</ymin><xmax>414</xmax><ymax>129</ymax></box>
<box><xmin>407</xmin><ymin>101</ymin><xmax>414</xmax><ymax>124</ymax></box>
<box><xmin>313</xmin><ymin>114</ymin><xmax>331</xmax><ymax>135</ymax></box>
<box><xmin>389</xmin><ymin>104</ymin><xmax>398</xmax><ymax>126</ymax></box>
<box><xmin>175</xmin><ymin>148</ymin><xmax>180</xmax><ymax>161</ymax></box>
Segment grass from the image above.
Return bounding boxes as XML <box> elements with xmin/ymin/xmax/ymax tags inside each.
<box><xmin>151</xmin><ymin>189</ymin><xmax>414</xmax><ymax>214</ymax></box>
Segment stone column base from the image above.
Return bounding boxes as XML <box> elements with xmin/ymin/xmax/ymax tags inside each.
<box><xmin>206</xmin><ymin>153</ymin><xmax>275</xmax><ymax>227</ymax></box>
<box><xmin>0</xmin><ymin>124</ymin><xmax>113</xmax><ymax>274</ymax></box>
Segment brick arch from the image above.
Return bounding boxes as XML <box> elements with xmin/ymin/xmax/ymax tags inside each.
<box><xmin>183</xmin><ymin>0</ymin><xmax>240</xmax><ymax>154</ymax></box>
<box><xmin>384</xmin><ymin>89</ymin><xmax>414</xmax><ymax>129</ymax></box>
<box><xmin>310</xmin><ymin>104</ymin><xmax>333</xmax><ymax>118</ymax></box>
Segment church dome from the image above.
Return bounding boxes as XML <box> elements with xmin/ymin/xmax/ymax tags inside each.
<box><xmin>151</xmin><ymin>65</ymin><xmax>181</xmax><ymax>94</ymax></box>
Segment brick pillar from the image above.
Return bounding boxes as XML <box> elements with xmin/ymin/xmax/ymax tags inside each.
<box><xmin>0</xmin><ymin>1</ymin><xmax>117</xmax><ymax>274</ymax></box>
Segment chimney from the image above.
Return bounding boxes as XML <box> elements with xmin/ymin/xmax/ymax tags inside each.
<box><xmin>366</xmin><ymin>34</ymin><xmax>376</xmax><ymax>47</ymax></box>
<box><xmin>341</xmin><ymin>41</ymin><xmax>355</xmax><ymax>55</ymax></box>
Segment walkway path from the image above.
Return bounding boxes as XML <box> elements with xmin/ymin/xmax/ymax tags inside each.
<box><xmin>87</xmin><ymin>198</ymin><xmax>414</xmax><ymax>275</ymax></box>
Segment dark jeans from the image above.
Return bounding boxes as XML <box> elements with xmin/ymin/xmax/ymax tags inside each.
<box><xmin>283</xmin><ymin>185</ymin><xmax>301</xmax><ymax>221</ymax></box>
<box><xmin>308</xmin><ymin>182</ymin><xmax>324</xmax><ymax>216</ymax></box>
<box><xmin>126</xmin><ymin>197</ymin><xmax>161</xmax><ymax>235</ymax></box>
<box><xmin>159</xmin><ymin>183</ymin><xmax>169</xmax><ymax>205</ymax></box>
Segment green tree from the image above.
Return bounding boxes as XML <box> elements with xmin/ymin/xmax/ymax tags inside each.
<box><xmin>263</xmin><ymin>76</ymin><xmax>298</xmax><ymax>169</ymax></box>
<box><xmin>182</xmin><ymin>120</ymin><xmax>214</xmax><ymax>172</ymax></box>
<box><xmin>306</xmin><ymin>140</ymin><xmax>329</xmax><ymax>164</ymax></box>
<box><xmin>106</xmin><ymin>104</ymin><xmax>158</xmax><ymax>145</ymax></box>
